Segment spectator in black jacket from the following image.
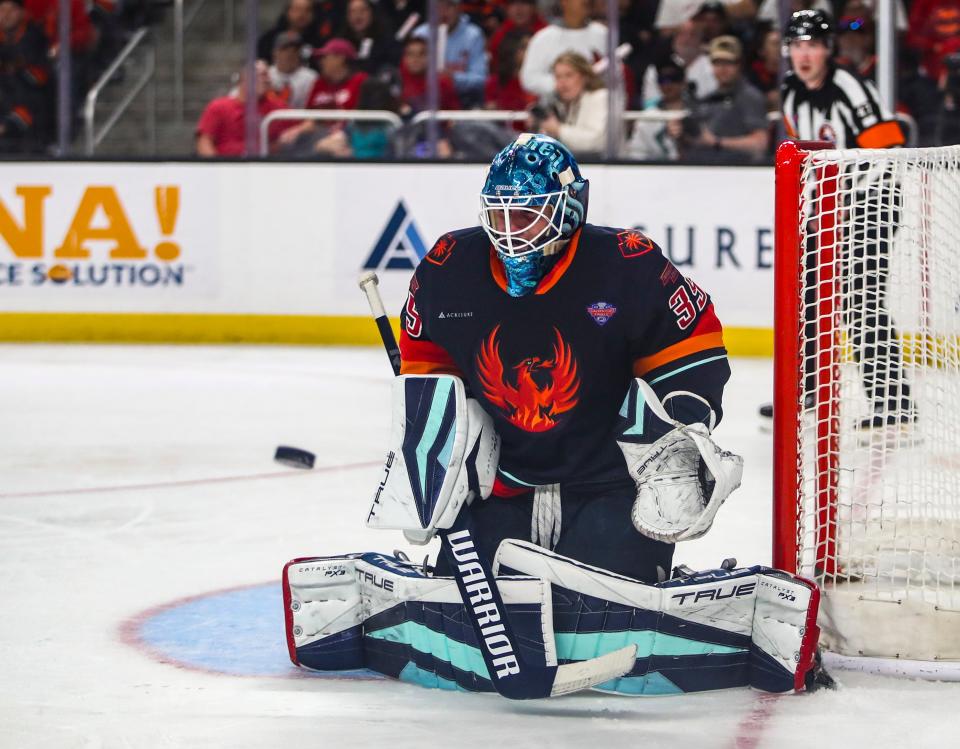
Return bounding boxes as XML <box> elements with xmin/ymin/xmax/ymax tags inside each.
<box><xmin>338</xmin><ymin>0</ymin><xmax>399</xmax><ymax>74</ymax></box>
<box><xmin>258</xmin><ymin>0</ymin><xmax>340</xmax><ymax>62</ymax></box>
<box><xmin>0</xmin><ymin>0</ymin><xmax>51</xmax><ymax>152</ymax></box>
<box><xmin>379</xmin><ymin>0</ymin><xmax>424</xmax><ymax>42</ymax></box>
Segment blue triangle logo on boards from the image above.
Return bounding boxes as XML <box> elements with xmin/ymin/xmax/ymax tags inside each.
<box><xmin>363</xmin><ymin>201</ymin><xmax>428</xmax><ymax>270</ymax></box>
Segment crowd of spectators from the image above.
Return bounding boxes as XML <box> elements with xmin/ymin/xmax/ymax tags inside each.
<box><xmin>5</xmin><ymin>0</ymin><xmax>952</xmax><ymax>159</ymax></box>
<box><xmin>195</xmin><ymin>0</ymin><xmax>960</xmax><ymax>160</ymax></box>
<box><xmin>1</xmin><ymin>0</ymin><xmax>156</xmax><ymax>153</ymax></box>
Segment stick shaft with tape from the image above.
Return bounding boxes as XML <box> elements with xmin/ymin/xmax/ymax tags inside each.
<box><xmin>358</xmin><ymin>272</ymin><xmax>401</xmax><ymax>376</ymax></box>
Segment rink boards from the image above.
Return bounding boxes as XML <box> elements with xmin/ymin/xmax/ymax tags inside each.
<box><xmin>0</xmin><ymin>161</ymin><xmax>774</xmax><ymax>354</ymax></box>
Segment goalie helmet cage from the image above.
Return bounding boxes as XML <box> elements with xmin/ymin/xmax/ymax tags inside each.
<box><xmin>772</xmin><ymin>140</ymin><xmax>960</xmax><ymax>679</ymax></box>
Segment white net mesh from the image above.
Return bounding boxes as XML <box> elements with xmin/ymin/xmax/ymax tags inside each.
<box><xmin>794</xmin><ymin>145</ymin><xmax>960</xmax><ymax>660</ymax></box>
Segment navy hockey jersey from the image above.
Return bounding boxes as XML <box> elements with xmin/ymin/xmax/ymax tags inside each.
<box><xmin>398</xmin><ymin>224</ymin><xmax>730</xmax><ymax>492</ymax></box>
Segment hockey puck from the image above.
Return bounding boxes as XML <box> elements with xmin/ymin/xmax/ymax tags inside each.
<box><xmin>273</xmin><ymin>445</ymin><xmax>316</xmax><ymax>470</ymax></box>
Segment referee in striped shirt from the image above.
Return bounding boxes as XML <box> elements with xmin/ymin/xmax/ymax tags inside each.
<box><xmin>778</xmin><ymin>9</ymin><xmax>914</xmax><ymax>430</ymax></box>
<box><xmin>782</xmin><ymin>10</ymin><xmax>904</xmax><ymax>150</ymax></box>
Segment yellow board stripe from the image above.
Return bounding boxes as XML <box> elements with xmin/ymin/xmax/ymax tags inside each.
<box><xmin>0</xmin><ymin>312</ymin><xmax>775</xmax><ymax>356</ymax></box>
<box><xmin>0</xmin><ymin>313</ymin><xmax>401</xmax><ymax>345</ymax></box>
<box><xmin>839</xmin><ymin>332</ymin><xmax>960</xmax><ymax>368</ymax></box>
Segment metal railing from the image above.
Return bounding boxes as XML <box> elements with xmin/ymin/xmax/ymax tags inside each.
<box><xmin>257</xmin><ymin>108</ymin><xmax>776</xmax><ymax>157</ymax></box>
<box><xmin>410</xmin><ymin>108</ymin><xmax>691</xmax><ymax>127</ymax></box>
<box><xmin>406</xmin><ymin>109</ymin><xmax>689</xmax><ymax>156</ymax></box>
<box><xmin>175</xmin><ymin>0</ymin><xmax>236</xmax><ymax>121</ymax></box>
<box><xmin>83</xmin><ymin>28</ymin><xmax>157</xmax><ymax>156</ymax></box>
<box><xmin>624</xmin><ymin>110</ymin><xmax>689</xmax><ymax>123</ymax></box>
<box><xmin>260</xmin><ymin>109</ymin><xmax>404</xmax><ymax>154</ymax></box>
<box><xmin>409</xmin><ymin>110</ymin><xmax>527</xmax><ymax>127</ymax></box>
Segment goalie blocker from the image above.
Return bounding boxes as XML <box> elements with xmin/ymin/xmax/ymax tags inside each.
<box><xmin>282</xmin><ymin>542</ymin><xmax>826</xmax><ymax>695</ymax></box>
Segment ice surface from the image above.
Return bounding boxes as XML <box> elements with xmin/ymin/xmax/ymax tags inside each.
<box><xmin>0</xmin><ymin>345</ymin><xmax>956</xmax><ymax>749</ymax></box>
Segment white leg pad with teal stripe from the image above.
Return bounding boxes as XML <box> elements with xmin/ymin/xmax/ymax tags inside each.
<box><xmin>493</xmin><ymin>540</ymin><xmax>823</xmax><ymax>694</ymax></box>
<box><xmin>284</xmin><ymin>546</ymin><xmax>822</xmax><ymax>694</ymax></box>
<box><xmin>366</xmin><ymin>375</ymin><xmax>499</xmax><ymax>545</ymax></box>
<box><xmin>283</xmin><ymin>551</ymin><xmax>557</xmax><ymax>691</ymax></box>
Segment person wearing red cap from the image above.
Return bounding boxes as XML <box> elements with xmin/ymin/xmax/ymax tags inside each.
<box><xmin>306</xmin><ymin>38</ymin><xmax>369</xmax><ymax>109</ymax></box>
<box><xmin>275</xmin><ymin>37</ymin><xmax>369</xmax><ymax>152</ymax></box>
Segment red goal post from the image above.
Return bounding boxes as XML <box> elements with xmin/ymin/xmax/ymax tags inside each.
<box><xmin>772</xmin><ymin>140</ymin><xmax>960</xmax><ymax>677</ymax></box>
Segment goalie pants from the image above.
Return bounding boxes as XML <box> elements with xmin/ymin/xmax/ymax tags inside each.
<box><xmin>434</xmin><ymin>479</ymin><xmax>675</xmax><ymax>584</ymax></box>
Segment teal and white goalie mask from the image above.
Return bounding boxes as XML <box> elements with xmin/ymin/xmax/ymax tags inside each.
<box><xmin>480</xmin><ymin>133</ymin><xmax>589</xmax><ymax>297</ymax></box>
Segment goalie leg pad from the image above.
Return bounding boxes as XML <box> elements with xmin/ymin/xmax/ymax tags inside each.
<box><xmin>283</xmin><ymin>554</ymin><xmax>366</xmax><ymax>671</ymax></box>
<box><xmin>283</xmin><ymin>552</ymin><xmax>556</xmax><ymax>692</ymax></box>
<box><xmin>494</xmin><ymin>540</ymin><xmax>821</xmax><ymax>694</ymax></box>
<box><xmin>751</xmin><ymin>572</ymin><xmax>822</xmax><ymax>692</ymax></box>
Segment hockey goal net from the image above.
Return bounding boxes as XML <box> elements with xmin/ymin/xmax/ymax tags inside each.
<box><xmin>773</xmin><ymin>141</ymin><xmax>960</xmax><ymax>672</ymax></box>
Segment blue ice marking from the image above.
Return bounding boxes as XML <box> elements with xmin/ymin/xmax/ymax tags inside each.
<box><xmin>135</xmin><ymin>583</ymin><xmax>379</xmax><ymax>679</ymax></box>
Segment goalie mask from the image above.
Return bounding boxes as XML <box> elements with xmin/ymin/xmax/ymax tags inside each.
<box><xmin>480</xmin><ymin>133</ymin><xmax>589</xmax><ymax>297</ymax></box>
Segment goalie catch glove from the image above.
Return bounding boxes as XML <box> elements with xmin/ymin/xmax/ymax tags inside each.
<box><xmin>617</xmin><ymin>378</ymin><xmax>743</xmax><ymax>543</ymax></box>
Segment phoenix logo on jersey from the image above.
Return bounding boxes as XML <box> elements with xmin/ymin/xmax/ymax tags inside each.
<box><xmin>475</xmin><ymin>324</ymin><xmax>580</xmax><ymax>432</ymax></box>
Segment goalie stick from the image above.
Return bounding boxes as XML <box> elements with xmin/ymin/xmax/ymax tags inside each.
<box><xmin>357</xmin><ymin>271</ymin><xmax>637</xmax><ymax>699</ymax></box>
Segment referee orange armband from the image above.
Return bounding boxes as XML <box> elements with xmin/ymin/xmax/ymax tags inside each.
<box><xmin>856</xmin><ymin>120</ymin><xmax>905</xmax><ymax>149</ymax></box>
